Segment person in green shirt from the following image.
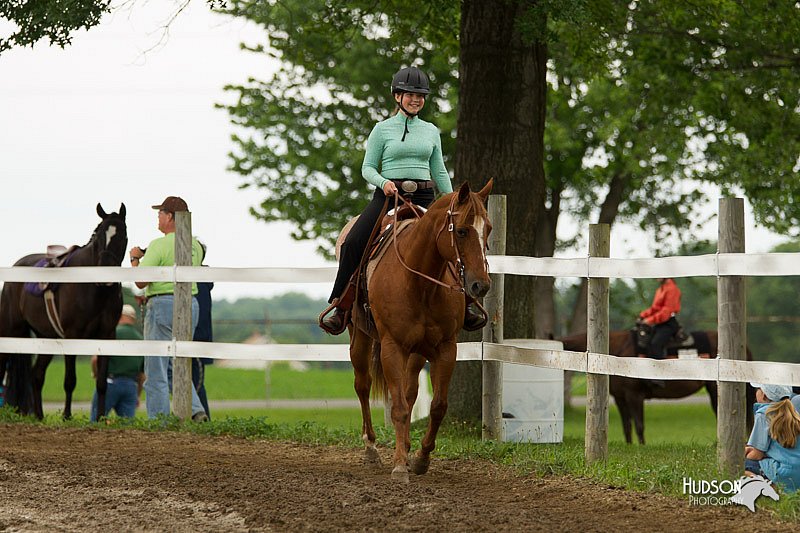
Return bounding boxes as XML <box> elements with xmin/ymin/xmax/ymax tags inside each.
<box><xmin>129</xmin><ymin>196</ymin><xmax>207</xmax><ymax>421</ymax></box>
<box><xmin>90</xmin><ymin>304</ymin><xmax>144</xmax><ymax>421</ymax></box>
<box><xmin>321</xmin><ymin>65</ymin><xmax>483</xmax><ymax>334</ymax></box>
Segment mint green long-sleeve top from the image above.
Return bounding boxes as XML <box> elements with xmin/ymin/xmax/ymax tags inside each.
<box><xmin>361</xmin><ymin>112</ymin><xmax>453</xmax><ymax>194</ymax></box>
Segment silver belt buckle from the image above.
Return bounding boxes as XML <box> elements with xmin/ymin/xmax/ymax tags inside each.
<box><xmin>400</xmin><ymin>180</ymin><xmax>418</xmax><ymax>193</ymax></box>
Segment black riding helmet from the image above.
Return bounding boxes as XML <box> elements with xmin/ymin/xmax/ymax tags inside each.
<box><xmin>391</xmin><ymin>66</ymin><xmax>430</xmax><ymax>95</ymax></box>
<box><xmin>391</xmin><ymin>66</ymin><xmax>430</xmax><ymax>141</ymax></box>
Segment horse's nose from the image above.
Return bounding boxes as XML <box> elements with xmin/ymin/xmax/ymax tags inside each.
<box><xmin>468</xmin><ymin>279</ymin><xmax>490</xmax><ymax>299</ymax></box>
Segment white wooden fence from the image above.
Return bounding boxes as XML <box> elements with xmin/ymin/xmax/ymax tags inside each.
<box><xmin>1</xmin><ymin>197</ymin><xmax>799</xmax><ymax>473</ymax></box>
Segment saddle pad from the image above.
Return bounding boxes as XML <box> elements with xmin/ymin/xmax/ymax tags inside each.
<box><xmin>667</xmin><ymin>330</ymin><xmax>712</xmax><ymax>358</ymax></box>
<box><xmin>23</xmin><ymin>258</ymin><xmax>51</xmax><ymax>296</ymax></box>
<box><xmin>366</xmin><ymin>219</ymin><xmax>416</xmax><ymax>288</ymax></box>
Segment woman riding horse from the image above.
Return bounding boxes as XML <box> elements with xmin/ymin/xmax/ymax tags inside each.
<box><xmin>319</xmin><ymin>65</ymin><xmax>484</xmax><ymax>334</ymax></box>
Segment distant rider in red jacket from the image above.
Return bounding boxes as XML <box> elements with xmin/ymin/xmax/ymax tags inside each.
<box><xmin>639</xmin><ymin>278</ymin><xmax>681</xmax><ymax>359</ymax></box>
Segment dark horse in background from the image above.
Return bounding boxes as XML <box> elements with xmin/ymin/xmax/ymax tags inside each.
<box><xmin>559</xmin><ymin>328</ymin><xmax>755</xmax><ymax>444</ymax></box>
<box><xmin>349</xmin><ymin>181</ymin><xmax>493</xmax><ymax>482</ymax></box>
<box><xmin>0</xmin><ymin>203</ymin><xmax>127</xmax><ymax>419</ymax></box>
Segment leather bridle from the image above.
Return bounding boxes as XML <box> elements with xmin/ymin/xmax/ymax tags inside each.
<box><xmin>389</xmin><ymin>191</ymin><xmax>484</xmax><ymax>293</ymax></box>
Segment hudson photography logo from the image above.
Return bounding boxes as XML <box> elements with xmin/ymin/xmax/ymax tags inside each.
<box><xmin>683</xmin><ymin>476</ymin><xmax>780</xmax><ymax>512</ymax></box>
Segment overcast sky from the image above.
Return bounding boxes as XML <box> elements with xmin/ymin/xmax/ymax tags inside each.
<box><xmin>0</xmin><ymin>2</ymin><xmax>787</xmax><ymax>302</ymax></box>
<box><xmin>0</xmin><ymin>2</ymin><xmax>335</xmax><ymax>301</ymax></box>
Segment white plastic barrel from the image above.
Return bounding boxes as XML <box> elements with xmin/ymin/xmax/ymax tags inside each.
<box><xmin>501</xmin><ymin>338</ymin><xmax>564</xmax><ymax>443</ymax></box>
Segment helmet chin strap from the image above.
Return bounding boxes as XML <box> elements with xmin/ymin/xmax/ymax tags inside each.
<box><xmin>398</xmin><ymin>95</ymin><xmax>419</xmax><ymax>142</ymax></box>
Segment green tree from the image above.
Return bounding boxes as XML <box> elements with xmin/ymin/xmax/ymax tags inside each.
<box><xmin>0</xmin><ymin>1</ymin><xmax>229</xmax><ymax>55</ymax></box>
<box><xmin>221</xmin><ymin>0</ymin><xmax>460</xmax><ymax>256</ymax></box>
<box><xmin>220</xmin><ymin>0</ymin><xmax>800</xmax><ymax>419</ymax></box>
<box><xmin>0</xmin><ymin>0</ymin><xmax>111</xmax><ymax>54</ymax></box>
<box><xmin>543</xmin><ymin>1</ymin><xmax>800</xmax><ymax>339</ymax></box>
<box><xmin>221</xmin><ymin>0</ymin><xmax>613</xmax><ymax>421</ymax></box>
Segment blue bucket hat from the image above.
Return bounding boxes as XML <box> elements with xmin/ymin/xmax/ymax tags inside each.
<box><xmin>750</xmin><ymin>382</ymin><xmax>794</xmax><ymax>402</ymax></box>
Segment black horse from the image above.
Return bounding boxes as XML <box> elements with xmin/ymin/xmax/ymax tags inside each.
<box><xmin>0</xmin><ymin>203</ymin><xmax>127</xmax><ymax>419</ymax></box>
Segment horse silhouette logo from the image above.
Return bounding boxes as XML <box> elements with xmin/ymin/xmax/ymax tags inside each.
<box><xmin>730</xmin><ymin>475</ymin><xmax>780</xmax><ymax>512</ymax></box>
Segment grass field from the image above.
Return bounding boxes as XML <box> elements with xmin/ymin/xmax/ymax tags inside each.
<box><xmin>37</xmin><ymin>358</ymin><xmax>718</xmax><ymax>443</ymax></box>
<box><xmin>39</xmin><ymin>359</ymin><xmax>357</xmax><ymax>402</ymax></box>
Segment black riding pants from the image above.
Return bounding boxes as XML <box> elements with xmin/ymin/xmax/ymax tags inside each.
<box><xmin>648</xmin><ymin>316</ymin><xmax>680</xmax><ymax>359</ymax></box>
<box><xmin>329</xmin><ymin>187</ymin><xmax>434</xmax><ymax>303</ymax></box>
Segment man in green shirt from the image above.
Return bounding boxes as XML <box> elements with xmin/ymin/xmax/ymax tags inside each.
<box><xmin>90</xmin><ymin>304</ymin><xmax>144</xmax><ymax>421</ymax></box>
<box><xmin>129</xmin><ymin>196</ymin><xmax>207</xmax><ymax>421</ymax></box>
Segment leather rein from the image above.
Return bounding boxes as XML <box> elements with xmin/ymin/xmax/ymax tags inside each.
<box><xmin>389</xmin><ymin>191</ymin><xmax>470</xmax><ymax>293</ymax></box>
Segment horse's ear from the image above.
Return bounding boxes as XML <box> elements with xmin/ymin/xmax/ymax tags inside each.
<box><xmin>119</xmin><ymin>203</ymin><xmax>126</xmax><ymax>219</ymax></box>
<box><xmin>96</xmin><ymin>203</ymin><xmax>108</xmax><ymax>219</ymax></box>
<box><xmin>477</xmin><ymin>178</ymin><xmax>494</xmax><ymax>202</ymax></box>
<box><xmin>457</xmin><ymin>181</ymin><xmax>471</xmax><ymax>204</ymax></box>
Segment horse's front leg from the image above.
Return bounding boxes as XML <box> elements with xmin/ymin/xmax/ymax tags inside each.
<box><xmin>95</xmin><ymin>355</ymin><xmax>109</xmax><ymax>421</ymax></box>
<box><xmin>31</xmin><ymin>354</ymin><xmax>53</xmax><ymax>420</ymax></box>
<box><xmin>404</xmin><ymin>353</ymin><xmax>427</xmax><ymax>451</ymax></box>
<box><xmin>349</xmin><ymin>327</ymin><xmax>380</xmax><ymax>466</ymax></box>
<box><xmin>612</xmin><ymin>392</ymin><xmax>633</xmax><ymax>445</ymax></box>
<box><xmin>381</xmin><ymin>339</ymin><xmax>411</xmax><ymax>483</ymax></box>
<box><xmin>62</xmin><ymin>355</ymin><xmax>76</xmax><ymax>419</ymax></box>
<box><xmin>409</xmin><ymin>342</ymin><xmax>456</xmax><ymax>476</ymax></box>
<box><xmin>630</xmin><ymin>392</ymin><xmax>646</xmax><ymax>445</ymax></box>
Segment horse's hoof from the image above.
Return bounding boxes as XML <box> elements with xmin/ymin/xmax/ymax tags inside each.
<box><xmin>409</xmin><ymin>455</ymin><xmax>430</xmax><ymax>475</ymax></box>
<box><xmin>391</xmin><ymin>465</ymin><xmax>409</xmax><ymax>483</ymax></box>
<box><xmin>364</xmin><ymin>446</ymin><xmax>382</xmax><ymax>467</ymax></box>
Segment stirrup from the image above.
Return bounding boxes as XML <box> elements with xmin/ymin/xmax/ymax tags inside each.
<box><xmin>318</xmin><ymin>302</ymin><xmax>349</xmax><ymax>335</ymax></box>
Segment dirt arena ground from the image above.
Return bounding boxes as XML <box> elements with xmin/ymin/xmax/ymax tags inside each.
<box><xmin>0</xmin><ymin>424</ymin><xmax>796</xmax><ymax>532</ymax></box>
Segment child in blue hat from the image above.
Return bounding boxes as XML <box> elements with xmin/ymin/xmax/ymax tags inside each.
<box><xmin>745</xmin><ymin>383</ymin><xmax>800</xmax><ymax>492</ymax></box>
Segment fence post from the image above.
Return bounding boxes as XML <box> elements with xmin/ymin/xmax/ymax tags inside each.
<box><xmin>718</xmin><ymin>198</ymin><xmax>746</xmax><ymax>476</ymax></box>
<box><xmin>585</xmin><ymin>223</ymin><xmax>609</xmax><ymax>463</ymax></box>
<box><xmin>482</xmin><ymin>195</ymin><xmax>506</xmax><ymax>441</ymax></box>
<box><xmin>172</xmin><ymin>211</ymin><xmax>193</xmax><ymax>421</ymax></box>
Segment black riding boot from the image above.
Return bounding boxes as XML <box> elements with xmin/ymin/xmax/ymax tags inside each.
<box><xmin>463</xmin><ymin>302</ymin><xmax>487</xmax><ymax>331</ymax></box>
<box><xmin>320</xmin><ymin>307</ymin><xmax>348</xmax><ymax>335</ymax></box>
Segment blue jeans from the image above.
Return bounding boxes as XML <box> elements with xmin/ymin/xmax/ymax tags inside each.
<box><xmin>90</xmin><ymin>376</ymin><xmax>138</xmax><ymax>421</ymax></box>
<box><xmin>143</xmin><ymin>295</ymin><xmax>204</xmax><ymax>418</ymax></box>
<box><xmin>745</xmin><ymin>458</ymin><xmax>764</xmax><ymax>477</ymax></box>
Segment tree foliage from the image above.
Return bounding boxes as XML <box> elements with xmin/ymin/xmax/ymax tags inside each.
<box><xmin>547</xmin><ymin>1</ymin><xmax>800</xmax><ymax>253</ymax></box>
<box><xmin>220</xmin><ymin>0</ymin><xmax>460</xmax><ymax>257</ymax></box>
<box><xmin>0</xmin><ymin>0</ymin><xmax>111</xmax><ymax>54</ymax></box>
<box><xmin>618</xmin><ymin>1</ymin><xmax>800</xmax><ymax>235</ymax></box>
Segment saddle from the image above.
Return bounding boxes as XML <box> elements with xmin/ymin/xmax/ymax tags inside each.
<box><xmin>320</xmin><ymin>197</ymin><xmax>410</xmax><ymax>335</ymax></box>
<box><xmin>22</xmin><ymin>245</ymin><xmax>79</xmax><ymax>339</ymax></box>
<box><xmin>23</xmin><ymin>245</ymin><xmax>79</xmax><ymax>296</ymax></box>
<box><xmin>632</xmin><ymin>322</ymin><xmax>712</xmax><ymax>358</ymax></box>
<box><xmin>319</xmin><ymin>200</ymin><xmax>429</xmax><ymax>336</ymax></box>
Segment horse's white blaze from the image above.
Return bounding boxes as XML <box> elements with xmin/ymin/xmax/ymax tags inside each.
<box><xmin>105</xmin><ymin>225</ymin><xmax>117</xmax><ymax>247</ymax></box>
<box><xmin>473</xmin><ymin>217</ymin><xmax>487</xmax><ymax>264</ymax></box>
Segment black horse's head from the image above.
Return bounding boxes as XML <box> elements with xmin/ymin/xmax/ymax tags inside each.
<box><xmin>92</xmin><ymin>203</ymin><xmax>128</xmax><ymax>266</ymax></box>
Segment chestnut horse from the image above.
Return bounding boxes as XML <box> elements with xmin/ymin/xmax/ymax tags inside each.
<box><xmin>559</xmin><ymin>329</ymin><xmax>754</xmax><ymax>444</ymax></box>
<box><xmin>0</xmin><ymin>203</ymin><xmax>127</xmax><ymax>419</ymax></box>
<box><xmin>349</xmin><ymin>180</ymin><xmax>492</xmax><ymax>482</ymax></box>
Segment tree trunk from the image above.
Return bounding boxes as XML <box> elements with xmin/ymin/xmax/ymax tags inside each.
<box><xmin>448</xmin><ymin>0</ymin><xmax>548</xmax><ymax>423</ymax></box>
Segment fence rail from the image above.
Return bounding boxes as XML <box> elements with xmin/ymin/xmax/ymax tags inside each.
<box><xmin>1</xmin><ymin>337</ymin><xmax>798</xmax><ymax>387</ymax></box>
<box><xmin>2</xmin><ymin>251</ymin><xmax>800</xmax><ymax>285</ymax></box>
<box><xmin>1</xmin><ymin>196</ymin><xmax>797</xmax><ymax>472</ymax></box>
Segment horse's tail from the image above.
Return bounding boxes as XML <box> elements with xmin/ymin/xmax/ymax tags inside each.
<box><xmin>369</xmin><ymin>340</ymin><xmax>388</xmax><ymax>402</ymax></box>
<box><xmin>4</xmin><ymin>355</ymin><xmax>34</xmax><ymax>415</ymax></box>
